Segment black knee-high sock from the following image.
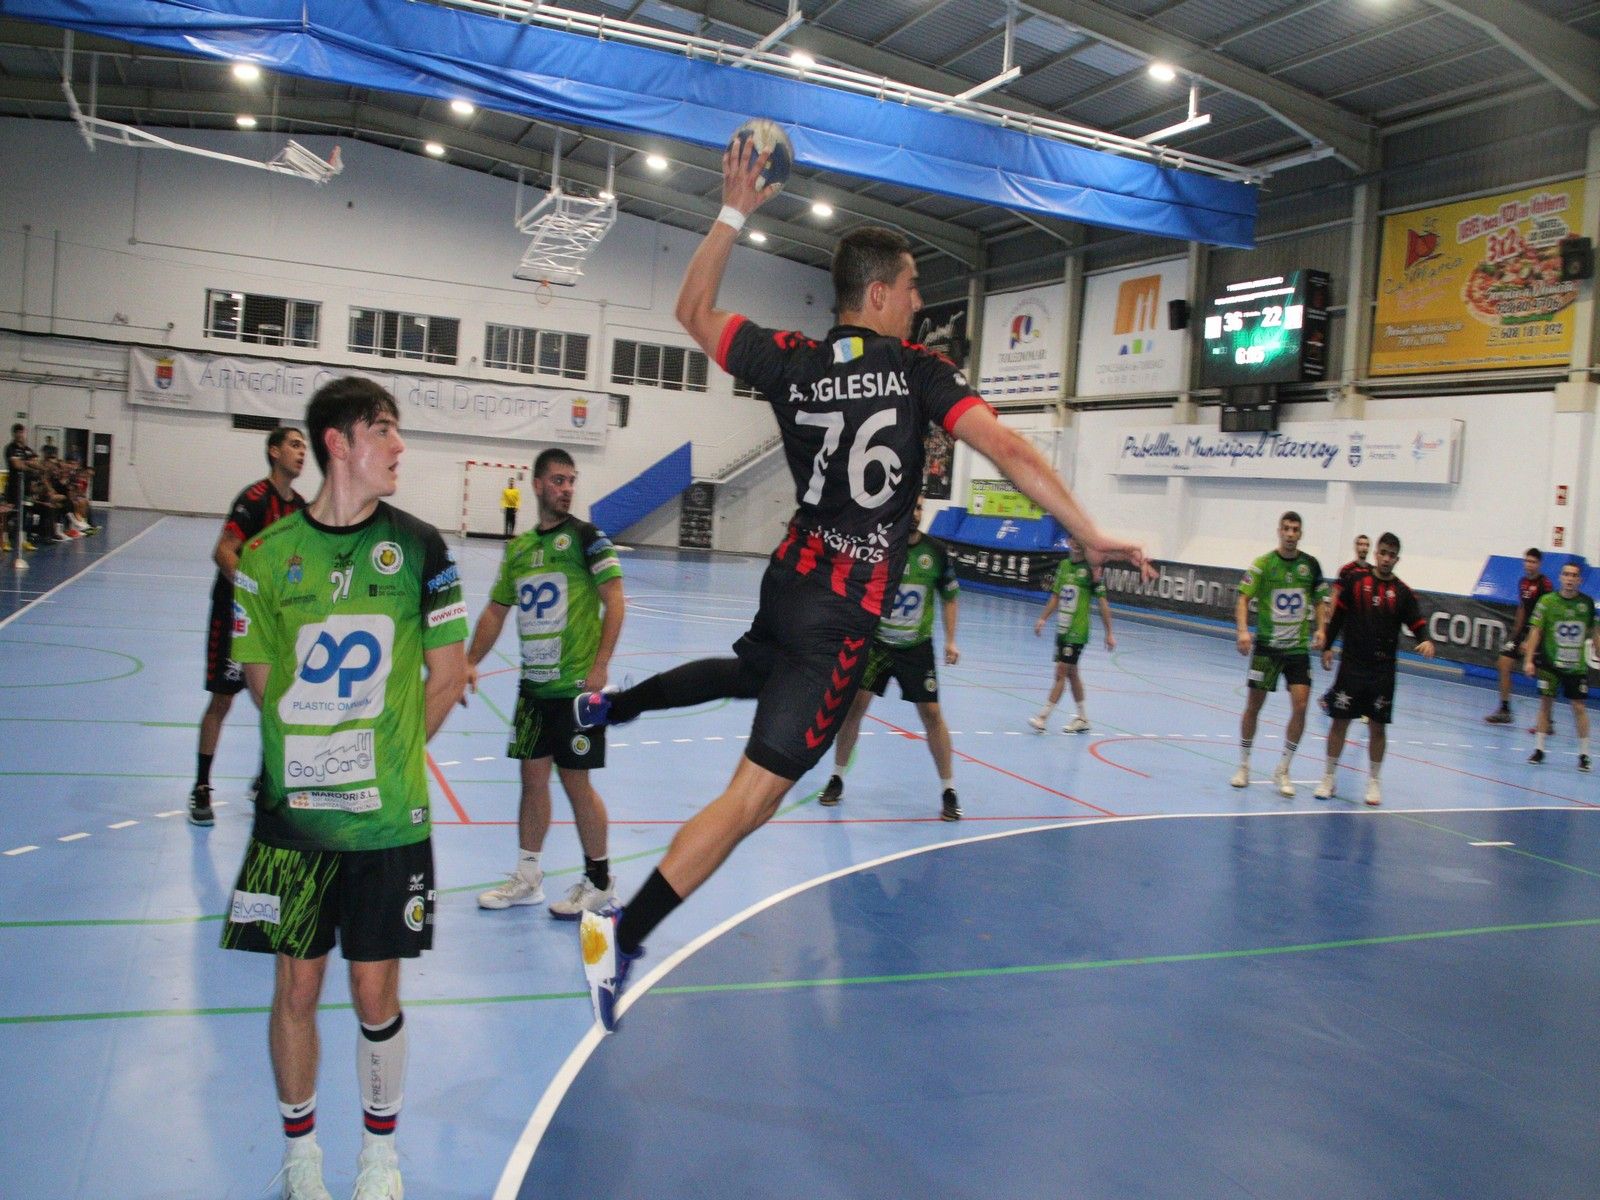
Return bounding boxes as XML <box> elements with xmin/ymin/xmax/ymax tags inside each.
<box><xmin>616</xmin><ymin>869</ymin><xmax>682</xmax><ymax>955</ymax></box>
<box><xmin>609</xmin><ymin>657</ymin><xmax>761</xmax><ymax>723</ymax></box>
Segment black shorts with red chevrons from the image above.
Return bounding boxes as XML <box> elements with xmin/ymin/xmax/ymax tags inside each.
<box><xmin>734</xmin><ymin>563</ymin><xmax>880</xmax><ymax>780</ymax></box>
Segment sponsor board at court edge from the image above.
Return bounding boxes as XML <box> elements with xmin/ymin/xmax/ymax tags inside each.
<box><xmin>967</xmin><ymin>479</ymin><xmax>1045</xmax><ymax>519</ymax></box>
<box><xmin>977</xmin><ymin>282</ymin><xmax>1067</xmax><ymax>399</ymax></box>
<box><xmin>127</xmin><ymin>347</ymin><xmax>606</xmax><ymax>445</ymax></box>
<box><xmin>1075</xmin><ymin>258</ymin><xmax>1190</xmax><ymax>398</ymax></box>
<box><xmin>1114</xmin><ymin>417</ymin><xmax>1463</xmax><ymax>484</ymax></box>
<box><xmin>1370</xmin><ymin>179</ymin><xmax>1585</xmax><ymax>376</ymax></box>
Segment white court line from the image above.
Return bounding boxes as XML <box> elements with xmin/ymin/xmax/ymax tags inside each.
<box><xmin>58</xmin><ymin>832</ymin><xmax>89</xmax><ymax>843</ymax></box>
<box><xmin>437</xmin><ymin>760</ymin><xmax>462</xmax><ymax>767</ymax></box>
<box><xmin>4</xmin><ymin>846</ymin><xmax>39</xmax><ymax>856</ymax></box>
<box><xmin>673</xmin><ymin>738</ymin><xmax>693</xmax><ymax>744</ymax></box>
<box><xmin>0</xmin><ymin>516</ymin><xmax>167</xmax><ymax>634</ymax></box>
<box><xmin>474</xmin><ymin>756</ymin><xmax>497</xmax><ymax>762</ymax></box>
<box><xmin>494</xmin><ymin>804</ymin><xmax>1585</xmax><ymax>1199</ymax></box>
<box><xmin>108</xmin><ymin>820</ymin><xmax>138</xmax><ymax>829</ymax></box>
<box><xmin>154</xmin><ymin>810</ymin><xmax>184</xmax><ymax>819</ymax></box>
<box><xmin>1470</xmin><ymin>840</ymin><xmax>1516</xmax><ymax>847</ymax></box>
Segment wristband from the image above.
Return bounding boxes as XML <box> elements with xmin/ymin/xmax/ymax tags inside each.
<box><xmin>716</xmin><ymin>205</ymin><xmax>746</xmax><ymax>233</ymax></box>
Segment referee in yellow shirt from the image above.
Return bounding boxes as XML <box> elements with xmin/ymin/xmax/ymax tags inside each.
<box><xmin>503</xmin><ymin>476</ymin><xmax>521</xmax><ymax>538</ymax></box>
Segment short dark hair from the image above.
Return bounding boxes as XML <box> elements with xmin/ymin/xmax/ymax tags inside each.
<box><xmin>1355</xmin><ymin>533</ymin><xmax>1370</xmax><ymax>544</ymax></box>
<box><xmin>306</xmin><ymin>377</ymin><xmax>397</xmax><ymax>473</ymax></box>
<box><xmin>1561</xmin><ymin>561</ymin><xmax>1582</xmax><ymax>576</ymax></box>
<box><xmin>1378</xmin><ymin>532</ymin><xmax>1400</xmax><ymax>553</ymax></box>
<box><xmin>1526</xmin><ymin>547</ymin><xmax>1543</xmax><ymax>560</ymax></box>
<box><xmin>831</xmin><ymin>226</ymin><xmax>912</xmax><ymax>313</ymax></box>
<box><xmin>1279</xmin><ymin>511</ymin><xmax>1302</xmax><ymax>527</ymax></box>
<box><xmin>10</xmin><ymin>423</ymin><xmax>22</xmax><ymax>435</ymax></box>
<box><xmin>266</xmin><ymin>425</ymin><xmax>302</xmax><ymax>467</ymax></box>
<box><xmin>534</xmin><ymin>448</ymin><xmax>575</xmax><ymax>478</ymax></box>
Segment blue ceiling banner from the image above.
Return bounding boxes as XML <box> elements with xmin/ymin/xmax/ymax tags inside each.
<box><xmin>5</xmin><ymin>0</ymin><xmax>1258</xmax><ymax>247</ymax></box>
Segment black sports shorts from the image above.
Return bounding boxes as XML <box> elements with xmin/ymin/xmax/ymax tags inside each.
<box><xmin>861</xmin><ymin>639</ymin><xmax>939</xmax><ymax>704</ymax></box>
<box><xmin>205</xmin><ymin>592</ymin><xmax>246</xmax><ymax>695</ymax></box>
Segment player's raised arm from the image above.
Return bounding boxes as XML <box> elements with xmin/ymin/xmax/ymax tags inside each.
<box><xmin>676</xmin><ymin>143</ymin><xmax>781</xmax><ymax>358</ymax></box>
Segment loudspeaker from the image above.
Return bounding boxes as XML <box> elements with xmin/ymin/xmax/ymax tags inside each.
<box><xmin>1167</xmin><ymin>299</ymin><xmax>1190</xmax><ymax>330</ymax></box>
<box><xmin>1559</xmin><ymin>237</ymin><xmax>1594</xmax><ymax>282</ymax></box>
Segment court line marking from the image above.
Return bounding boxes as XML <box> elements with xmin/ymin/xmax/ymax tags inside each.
<box><xmin>493</xmin><ymin>804</ymin><xmax>1593</xmax><ymax>1198</ymax></box>
<box><xmin>0</xmin><ymin>517</ymin><xmax>167</xmax><ymax>634</ymax></box>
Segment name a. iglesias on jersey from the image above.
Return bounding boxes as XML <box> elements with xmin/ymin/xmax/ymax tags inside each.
<box><xmin>788</xmin><ymin>371</ymin><xmax>909</xmax><ymax>405</ymax></box>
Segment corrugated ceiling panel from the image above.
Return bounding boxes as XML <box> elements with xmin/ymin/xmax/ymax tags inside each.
<box><xmin>1342</xmin><ymin>47</ymin><xmax>1524</xmax><ymax>115</ymax></box>
<box><xmin>1224</xmin><ymin>6</ymin><xmax>1432</xmax><ymax>72</ymax></box>
<box><xmin>1072</xmin><ymin>41</ymin><xmax>1147</xmax><ymax>77</ymax></box>
<box><xmin>1008</xmin><ymin>56</ymin><xmax>1121</xmax><ymax>109</ymax></box>
<box><xmin>879</xmin><ymin>1</ymin><xmax>1000</xmax><ymax>64</ymax></box>
<box><xmin>835</xmin><ymin>0</ymin><xmax>945</xmax><ymax>49</ymax></box>
<box><xmin>1280</xmin><ymin>20</ymin><xmax>1489</xmax><ymax>98</ymax></box>
<box><xmin>1155</xmin><ymin>0</ymin><xmax>1308</xmax><ymax>47</ymax></box>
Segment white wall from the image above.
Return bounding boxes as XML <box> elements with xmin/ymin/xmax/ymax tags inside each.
<box><xmin>0</xmin><ymin>119</ymin><xmax>831</xmax><ymax>537</ymax></box>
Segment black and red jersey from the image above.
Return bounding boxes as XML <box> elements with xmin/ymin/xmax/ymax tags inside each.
<box><xmin>720</xmin><ymin>316</ymin><xmax>987</xmax><ymax>615</ymax></box>
<box><xmin>1335</xmin><ymin>558</ymin><xmax>1372</xmax><ymax>603</ymax></box>
<box><xmin>212</xmin><ymin>478</ymin><xmax>307</xmax><ymax>602</ymax></box>
<box><xmin>1327</xmin><ymin>572</ymin><xmax>1428</xmax><ymax>666</ymax></box>
<box><xmin>1513</xmin><ymin>572</ymin><xmax>1553</xmax><ymax>635</ymax></box>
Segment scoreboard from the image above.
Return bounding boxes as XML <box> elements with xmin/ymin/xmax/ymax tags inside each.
<box><xmin>1200</xmin><ymin>269</ymin><xmax>1330</xmax><ymax>388</ymax></box>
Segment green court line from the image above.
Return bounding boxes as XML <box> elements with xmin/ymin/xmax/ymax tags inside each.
<box><xmin>0</xmin><ymin>640</ymin><xmax>144</xmax><ymax>688</ymax></box>
<box><xmin>1345</xmin><ymin>806</ymin><xmax>1600</xmax><ymax>880</ymax></box>
<box><xmin>5</xmin><ymin>915</ymin><xmax>1593</xmax><ymax>1025</ymax></box>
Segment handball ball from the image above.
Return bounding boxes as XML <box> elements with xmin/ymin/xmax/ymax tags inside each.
<box><xmin>729</xmin><ymin>118</ymin><xmax>792</xmax><ymax>192</ymax></box>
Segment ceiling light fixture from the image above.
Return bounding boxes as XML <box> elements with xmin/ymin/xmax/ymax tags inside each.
<box><xmin>645</xmin><ymin>153</ymin><xmax>669</xmax><ymax>171</ymax></box>
<box><xmin>450</xmin><ymin>99</ymin><xmax>476</xmax><ymax>116</ymax></box>
<box><xmin>235</xmin><ymin>114</ymin><xmax>258</xmax><ymax>129</ymax></box>
<box><xmin>231</xmin><ymin>62</ymin><xmax>261</xmax><ymax>83</ymax></box>
<box><xmin>790</xmin><ymin>50</ymin><xmax>816</xmax><ymax>69</ymax></box>
<box><xmin>748</xmin><ymin>230</ymin><xmax>767</xmax><ymax>243</ymax></box>
<box><xmin>424</xmin><ymin>141</ymin><xmax>446</xmax><ymax>157</ymax></box>
<box><xmin>1142</xmin><ymin>83</ymin><xmax>1212</xmax><ymax>143</ymax></box>
<box><xmin>811</xmin><ymin>200</ymin><xmax>834</xmax><ymax>218</ymax></box>
<box><xmin>1148</xmin><ymin>62</ymin><xmax>1177</xmax><ymax>83</ymax></box>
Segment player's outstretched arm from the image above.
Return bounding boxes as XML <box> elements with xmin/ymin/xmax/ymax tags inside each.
<box><xmin>676</xmin><ymin>144</ymin><xmax>780</xmax><ymax>359</ymax></box>
<box><xmin>950</xmin><ymin>405</ymin><xmax>1149</xmax><ymax>576</ymax></box>
<box><xmin>424</xmin><ymin>642</ymin><xmax>468</xmax><ymax>741</ymax></box>
<box><xmin>464</xmin><ymin>601</ymin><xmax>511</xmax><ymax>694</ymax></box>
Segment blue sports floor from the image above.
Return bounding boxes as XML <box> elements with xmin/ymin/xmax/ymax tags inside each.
<box><xmin>1</xmin><ymin>516</ymin><xmax>1596</xmax><ymax>1200</ymax></box>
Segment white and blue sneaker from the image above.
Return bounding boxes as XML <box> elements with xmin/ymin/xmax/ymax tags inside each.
<box><xmin>572</xmin><ymin>687</ymin><xmax>616</xmax><ymax>730</ymax></box>
<box><xmin>580</xmin><ymin>907</ymin><xmax>644</xmax><ymax>1034</ymax></box>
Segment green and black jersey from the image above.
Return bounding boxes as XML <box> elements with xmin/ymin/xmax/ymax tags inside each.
<box><xmin>232</xmin><ymin>503</ymin><xmax>469</xmax><ymax>851</ymax></box>
<box><xmin>1239</xmin><ymin>551</ymin><xmax>1330</xmax><ymax>652</ymax></box>
<box><xmin>1050</xmin><ymin>558</ymin><xmax>1106</xmax><ymax>645</ymax></box>
<box><xmin>1529</xmin><ymin>590</ymin><xmax>1597</xmax><ymax>674</ymax></box>
<box><xmin>876</xmin><ymin>536</ymin><xmax>957</xmax><ymax>647</ymax></box>
<box><xmin>488</xmin><ymin>516</ymin><xmax>622</xmax><ymax>699</ymax></box>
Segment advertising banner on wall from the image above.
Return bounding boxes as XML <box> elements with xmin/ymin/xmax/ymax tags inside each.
<box><xmin>1113</xmin><ymin>417</ymin><xmax>1463</xmax><ymax>483</ymax></box>
<box><xmin>968</xmin><ymin>478</ymin><xmax>1045</xmax><ymax>518</ymax></box>
<box><xmin>1369</xmin><ymin>179</ymin><xmax>1586</xmax><ymax>376</ymax></box>
<box><xmin>977</xmin><ymin>283</ymin><xmax>1067</xmax><ymax>400</ymax></box>
<box><xmin>1075</xmin><ymin>258</ymin><xmax>1190</xmax><ymax>397</ymax></box>
<box><xmin>128</xmin><ymin>348</ymin><xmax>608</xmax><ymax>446</ymax></box>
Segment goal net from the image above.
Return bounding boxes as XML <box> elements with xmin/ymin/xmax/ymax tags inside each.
<box><xmin>460</xmin><ymin>458</ymin><xmax>533</xmax><ymax>538</ymax></box>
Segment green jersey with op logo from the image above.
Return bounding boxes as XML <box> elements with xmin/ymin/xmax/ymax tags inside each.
<box><xmin>1239</xmin><ymin>551</ymin><xmax>1329</xmax><ymax>652</ymax></box>
<box><xmin>488</xmin><ymin>516</ymin><xmax>622</xmax><ymax>699</ymax></box>
<box><xmin>1529</xmin><ymin>590</ymin><xmax>1596</xmax><ymax>673</ymax></box>
<box><xmin>1051</xmin><ymin>559</ymin><xmax>1105</xmax><ymax>645</ymax></box>
<box><xmin>231</xmin><ymin>503</ymin><xmax>469</xmax><ymax>851</ymax></box>
<box><xmin>876</xmin><ymin>536</ymin><xmax>957</xmax><ymax>647</ymax></box>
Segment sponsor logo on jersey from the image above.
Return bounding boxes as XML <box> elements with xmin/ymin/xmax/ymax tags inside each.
<box><xmin>553</xmin><ymin>532</ymin><xmax>573</xmax><ymax>552</ymax></box>
<box><xmin>924</xmin><ymin>671</ymin><xmax>937</xmax><ymax>694</ymax></box>
<box><xmin>889</xmin><ymin>586</ymin><xmax>925</xmax><ymax>621</ymax></box>
<box><xmin>516</xmin><ymin>572</ymin><xmax>568</xmax><ymax>633</ymax></box>
<box><xmin>917</xmin><ymin>553</ymin><xmax>932</xmax><ymax>571</ymax></box>
<box><xmin>428</xmin><ymin>600</ymin><xmax>469</xmax><ymax>629</ymax></box>
<box><xmin>408</xmin><ymin>872</ymin><xmax>426</xmax><ymax>893</ymax></box>
<box><xmin>229</xmin><ymin>889</ymin><xmax>281</xmax><ymax>924</ymax></box>
<box><xmin>234</xmin><ymin>570</ymin><xmax>259</xmax><ymax>595</ymax></box>
<box><xmin>286</xmin><ymin>555</ymin><xmax>303</xmax><ymax>585</ymax></box>
<box><xmin>232</xmin><ymin>601</ymin><xmax>250</xmax><ymax>638</ymax></box>
<box><xmin>410</xmin><ymin>807</ymin><xmax>427</xmax><ymax>825</ymax></box>
<box><xmin>284</xmin><ymin>729</ymin><xmax>376</xmax><ymax>789</ymax></box>
<box><xmin>280</xmin><ymin>615</ymin><xmax>394</xmax><ymax>722</ymax></box>
<box><xmin>403</xmin><ymin>896</ymin><xmax>426</xmax><ymax>932</ymax></box>
<box><xmin>833</xmin><ymin>337</ymin><xmax>865</xmax><ymax>364</ymax></box>
<box><xmin>287</xmin><ymin>787</ymin><xmax>382</xmax><ymax>812</ymax></box>
<box><xmin>426</xmin><ymin>563</ymin><xmax>460</xmax><ymax>594</ymax></box>
<box><xmin>372</xmin><ymin>541</ymin><xmax>404</xmax><ymax>575</ymax></box>
<box><xmin>571</xmin><ymin>734</ymin><xmax>592</xmax><ymax>756</ymax></box>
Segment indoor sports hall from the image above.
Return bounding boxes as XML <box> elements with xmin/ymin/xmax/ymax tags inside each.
<box><xmin>3</xmin><ymin>2</ymin><xmax>1599</xmax><ymax>1199</ymax></box>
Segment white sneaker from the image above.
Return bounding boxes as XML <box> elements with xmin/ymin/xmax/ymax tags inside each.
<box><xmin>351</xmin><ymin>1141</ymin><xmax>403</xmax><ymax>1200</ymax></box>
<box><xmin>1062</xmin><ymin>715</ymin><xmax>1090</xmax><ymax>734</ymax></box>
<box><xmin>1229</xmin><ymin>765</ymin><xmax>1249</xmax><ymax>789</ymax></box>
<box><xmin>1273</xmin><ymin>765</ymin><xmax>1295</xmax><ymax>798</ymax></box>
<box><xmin>1313</xmin><ymin>775</ymin><xmax>1335</xmax><ymax>800</ymax></box>
<box><xmin>477</xmin><ymin>870</ymin><xmax>544</xmax><ymax>910</ymax></box>
<box><xmin>273</xmin><ymin>1142</ymin><xmax>333</xmax><ymax>1200</ymax></box>
<box><xmin>1027</xmin><ymin>713</ymin><xmax>1048</xmax><ymax>732</ymax></box>
<box><xmin>1365</xmin><ymin>779</ymin><xmax>1382</xmax><ymax>807</ymax></box>
<box><xmin>548</xmin><ymin>875</ymin><xmax>617</xmax><ymax>921</ymax></box>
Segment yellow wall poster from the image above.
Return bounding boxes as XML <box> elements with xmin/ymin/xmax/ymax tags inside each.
<box><xmin>1369</xmin><ymin>179</ymin><xmax>1585</xmax><ymax>376</ymax></box>
<box><xmin>968</xmin><ymin>479</ymin><xmax>1044</xmax><ymax>519</ymax></box>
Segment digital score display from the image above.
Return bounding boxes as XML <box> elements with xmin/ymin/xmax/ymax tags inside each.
<box><xmin>1200</xmin><ymin>269</ymin><xmax>1330</xmax><ymax>388</ymax></box>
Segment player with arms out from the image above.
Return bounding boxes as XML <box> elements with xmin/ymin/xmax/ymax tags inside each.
<box><xmin>1313</xmin><ymin>533</ymin><xmax>1435</xmax><ymax>806</ymax></box>
<box><xmin>1522</xmin><ymin>561</ymin><xmax>1600</xmax><ymax>769</ymax></box>
<box><xmin>1487</xmin><ymin>548</ymin><xmax>1552</xmax><ymax>725</ymax></box>
<box><xmin>190</xmin><ymin>427</ymin><xmax>308</xmax><ymax>826</ymax></box>
<box><xmin>1232</xmin><ymin>511</ymin><xmax>1329</xmax><ymax>797</ymax></box>
<box><xmin>1028</xmin><ymin>539</ymin><xmax>1115</xmax><ymax>734</ymax></box>
<box><xmin>467</xmin><ymin>448</ymin><xmax>626</xmax><ymax>917</ymax></box>
<box><xmin>222</xmin><ymin>378</ymin><xmax>468</xmax><ymax>1200</ymax></box>
<box><xmin>817</xmin><ymin>498</ymin><xmax>963</xmax><ymax>820</ymax></box>
<box><xmin>572</xmin><ymin>132</ymin><xmax>1150</xmax><ymax>1033</ymax></box>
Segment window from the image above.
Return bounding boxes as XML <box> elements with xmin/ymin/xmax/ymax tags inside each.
<box><xmin>349</xmin><ymin>308</ymin><xmax>460</xmax><ymax>365</ymax></box>
<box><xmin>610</xmin><ymin>338</ymin><xmax>708</xmax><ymax>392</ymax></box>
<box><xmin>732</xmin><ymin>378</ymin><xmax>763</xmax><ymax>399</ymax></box>
<box><xmin>484</xmin><ymin>323</ymin><xmax>590</xmax><ymax>380</ymax></box>
<box><xmin>205</xmin><ymin>289</ymin><xmax>320</xmax><ymax>348</ymax></box>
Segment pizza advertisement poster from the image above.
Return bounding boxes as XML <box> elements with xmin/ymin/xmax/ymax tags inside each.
<box><xmin>1369</xmin><ymin>178</ymin><xmax>1585</xmax><ymax>376</ymax></box>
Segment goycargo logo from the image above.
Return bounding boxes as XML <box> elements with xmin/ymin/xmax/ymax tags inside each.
<box><xmin>284</xmin><ymin>729</ymin><xmax>376</xmax><ymax>788</ymax></box>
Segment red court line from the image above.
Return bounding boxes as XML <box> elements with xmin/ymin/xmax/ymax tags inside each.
<box><xmin>1086</xmin><ymin>737</ymin><xmax>1154</xmax><ymax>779</ymax></box>
<box><xmin>427</xmin><ymin>753</ymin><xmax>472</xmax><ymax>824</ymax></box>
<box><xmin>865</xmin><ymin>713</ymin><xmax>1119</xmax><ymax>817</ymax></box>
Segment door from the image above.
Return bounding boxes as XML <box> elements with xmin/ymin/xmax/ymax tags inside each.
<box><xmin>90</xmin><ymin>433</ymin><xmax>112</xmax><ymax>503</ymax></box>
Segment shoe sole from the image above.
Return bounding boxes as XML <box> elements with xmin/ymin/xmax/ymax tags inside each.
<box><xmin>477</xmin><ymin>892</ymin><xmax>545</xmax><ymax>909</ymax></box>
<box><xmin>818</xmin><ymin>797</ymin><xmax>841</xmax><ymax>807</ymax></box>
<box><xmin>551</xmin><ymin>904</ymin><xmax>613</xmax><ymax>921</ymax></box>
<box><xmin>187</xmin><ymin>813</ymin><xmax>214</xmax><ymax>827</ymax></box>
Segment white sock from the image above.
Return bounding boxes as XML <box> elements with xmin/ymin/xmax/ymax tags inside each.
<box><xmin>1322</xmin><ymin>756</ymin><xmax>1337</xmax><ymax>781</ymax></box>
<box><xmin>1279</xmin><ymin>740</ymin><xmax>1298</xmax><ymax>771</ymax></box>
<box><xmin>279</xmin><ymin>1095</ymin><xmax>316</xmax><ymax>1153</ymax></box>
<box><xmin>358</xmin><ymin>1012</ymin><xmax>407</xmax><ymax>1151</ymax></box>
<box><xmin>1536</xmin><ymin>731</ymin><xmax>1547</xmax><ymax>751</ymax></box>
<box><xmin>517</xmin><ymin>850</ymin><xmax>542</xmax><ymax>880</ymax></box>
<box><xmin>1239</xmin><ymin>739</ymin><xmax>1252</xmax><ymax>768</ymax></box>
<box><xmin>1038</xmin><ymin>703</ymin><xmax>1055</xmax><ymax>718</ymax></box>
<box><xmin>1581</xmin><ymin>737</ymin><xmax>1590</xmax><ymax>756</ymax></box>
<box><xmin>1075</xmin><ymin>701</ymin><xmax>1088</xmax><ymax>719</ymax></box>
<box><xmin>940</xmin><ymin>777</ymin><xmax>954</xmax><ymax>789</ymax></box>
<box><xmin>1370</xmin><ymin>759</ymin><xmax>1384</xmax><ymax>781</ymax></box>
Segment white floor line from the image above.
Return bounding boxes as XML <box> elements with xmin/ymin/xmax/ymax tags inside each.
<box><xmin>58</xmin><ymin>832</ymin><xmax>89</xmax><ymax>842</ymax></box>
<box><xmin>0</xmin><ymin>516</ymin><xmax>168</xmax><ymax>633</ymax></box>
<box><xmin>4</xmin><ymin>846</ymin><xmax>39</xmax><ymax>856</ymax></box>
<box><xmin>108</xmin><ymin>820</ymin><xmax>138</xmax><ymax>829</ymax></box>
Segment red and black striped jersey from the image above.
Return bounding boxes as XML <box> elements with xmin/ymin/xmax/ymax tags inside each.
<box><xmin>213</xmin><ymin>478</ymin><xmax>306</xmax><ymax>598</ymax></box>
<box><xmin>720</xmin><ymin>316</ymin><xmax>987</xmax><ymax>616</ymax></box>
<box><xmin>1514</xmin><ymin>572</ymin><xmax>1553</xmax><ymax>635</ymax></box>
<box><xmin>1326</xmin><ymin>572</ymin><xmax>1427</xmax><ymax>665</ymax></box>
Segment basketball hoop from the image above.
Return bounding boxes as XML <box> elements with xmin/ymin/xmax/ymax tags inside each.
<box><xmin>512</xmin><ymin>136</ymin><xmax>616</xmax><ymax>286</ymax></box>
<box><xmin>535</xmin><ymin>279</ymin><xmax>554</xmax><ymax>307</ymax></box>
